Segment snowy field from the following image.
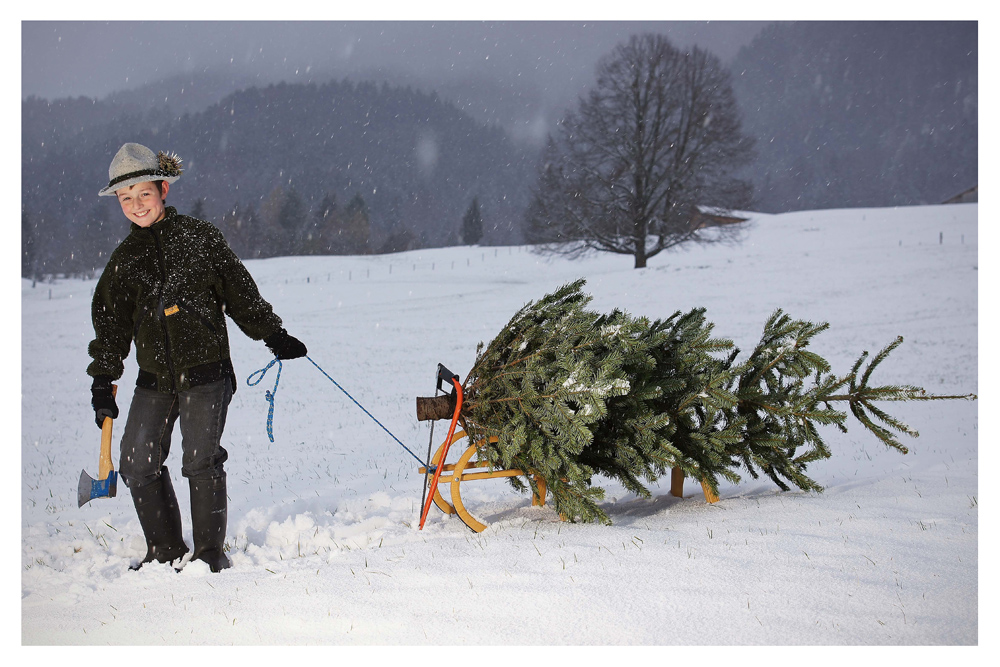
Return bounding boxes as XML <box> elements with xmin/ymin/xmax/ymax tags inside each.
<box><xmin>21</xmin><ymin>203</ymin><xmax>979</xmax><ymax>647</ymax></box>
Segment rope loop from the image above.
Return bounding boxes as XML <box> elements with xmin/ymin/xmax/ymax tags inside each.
<box><xmin>246</xmin><ymin>357</ymin><xmax>282</xmax><ymax>442</ymax></box>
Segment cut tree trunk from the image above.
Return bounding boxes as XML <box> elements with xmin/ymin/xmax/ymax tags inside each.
<box><xmin>415</xmin><ymin>393</ymin><xmax>457</xmax><ymax>422</ymax></box>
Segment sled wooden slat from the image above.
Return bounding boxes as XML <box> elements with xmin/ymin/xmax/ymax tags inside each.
<box><xmin>416</xmin><ymin>468</ymin><xmax>524</xmax><ymax>484</ymax></box>
<box><xmin>418</xmin><ymin>458</ymin><xmax>494</xmax><ymax>474</ymax></box>
<box><xmin>455</xmin><ymin>469</ymin><xmax>524</xmax><ymax>482</ymax></box>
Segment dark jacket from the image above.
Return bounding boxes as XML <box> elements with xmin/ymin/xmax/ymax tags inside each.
<box><xmin>87</xmin><ymin>206</ymin><xmax>283</xmax><ymax>393</ymax></box>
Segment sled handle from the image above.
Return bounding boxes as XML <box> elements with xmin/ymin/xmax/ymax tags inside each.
<box><xmin>420</xmin><ymin>375</ymin><xmax>463</xmax><ymax>530</ymax></box>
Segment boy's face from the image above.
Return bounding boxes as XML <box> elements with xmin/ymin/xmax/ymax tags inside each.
<box><xmin>116</xmin><ymin>180</ymin><xmax>169</xmax><ymax>227</ymax></box>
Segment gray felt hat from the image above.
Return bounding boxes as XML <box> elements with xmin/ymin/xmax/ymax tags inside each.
<box><xmin>98</xmin><ymin>142</ymin><xmax>183</xmax><ymax>196</ymax></box>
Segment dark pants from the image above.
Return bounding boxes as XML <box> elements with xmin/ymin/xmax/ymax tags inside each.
<box><xmin>119</xmin><ymin>379</ymin><xmax>232</xmax><ymax>488</ymax></box>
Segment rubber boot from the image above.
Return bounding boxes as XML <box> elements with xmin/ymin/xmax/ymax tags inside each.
<box><xmin>129</xmin><ymin>468</ymin><xmax>189</xmax><ymax>570</ymax></box>
<box><xmin>189</xmin><ymin>474</ymin><xmax>231</xmax><ymax>572</ymax></box>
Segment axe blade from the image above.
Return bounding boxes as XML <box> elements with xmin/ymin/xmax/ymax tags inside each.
<box><xmin>78</xmin><ymin>469</ymin><xmax>118</xmax><ymax>507</ymax></box>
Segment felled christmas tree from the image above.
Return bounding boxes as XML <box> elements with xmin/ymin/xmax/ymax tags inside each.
<box><xmin>426</xmin><ymin>280</ymin><xmax>975</xmax><ymax>524</ymax></box>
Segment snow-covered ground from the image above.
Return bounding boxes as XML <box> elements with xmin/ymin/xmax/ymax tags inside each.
<box><xmin>21</xmin><ymin>203</ymin><xmax>978</xmax><ymax>646</ymax></box>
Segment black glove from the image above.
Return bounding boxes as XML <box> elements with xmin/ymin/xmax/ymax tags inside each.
<box><xmin>264</xmin><ymin>329</ymin><xmax>307</xmax><ymax>360</ymax></box>
<box><xmin>91</xmin><ymin>375</ymin><xmax>119</xmax><ymax>429</ymax></box>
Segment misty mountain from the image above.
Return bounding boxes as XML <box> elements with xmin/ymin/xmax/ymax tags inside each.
<box><xmin>22</xmin><ymin>78</ymin><xmax>535</xmax><ymax>275</ymax></box>
<box><xmin>729</xmin><ymin>21</ymin><xmax>977</xmax><ymax>212</ymax></box>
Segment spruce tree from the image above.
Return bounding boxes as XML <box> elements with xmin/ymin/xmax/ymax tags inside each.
<box><xmin>446</xmin><ymin>280</ymin><xmax>975</xmax><ymax>524</ymax></box>
<box><xmin>279</xmin><ymin>186</ymin><xmax>307</xmax><ymax>254</ymax></box>
<box><xmin>462</xmin><ymin>197</ymin><xmax>483</xmax><ymax>246</ymax></box>
<box><xmin>343</xmin><ymin>193</ymin><xmax>371</xmax><ymax>254</ymax></box>
<box><xmin>259</xmin><ymin>186</ymin><xmax>288</xmax><ymax>258</ymax></box>
<box><xmin>22</xmin><ymin>207</ymin><xmax>37</xmax><ymax>281</ymax></box>
<box><xmin>301</xmin><ymin>193</ymin><xmax>338</xmax><ymax>255</ymax></box>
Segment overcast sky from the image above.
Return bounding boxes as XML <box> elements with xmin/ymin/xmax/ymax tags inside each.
<box><xmin>21</xmin><ymin>21</ymin><xmax>769</xmax><ymax>144</ymax></box>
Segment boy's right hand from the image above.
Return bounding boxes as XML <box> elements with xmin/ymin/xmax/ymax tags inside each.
<box><xmin>264</xmin><ymin>329</ymin><xmax>308</xmax><ymax>360</ymax></box>
<box><xmin>91</xmin><ymin>376</ymin><xmax>119</xmax><ymax>428</ymax></box>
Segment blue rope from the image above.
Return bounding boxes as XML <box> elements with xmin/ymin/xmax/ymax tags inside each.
<box><xmin>304</xmin><ymin>356</ymin><xmax>425</xmax><ymax>465</ymax></box>
<box><xmin>246</xmin><ymin>358</ymin><xmax>282</xmax><ymax>443</ymax></box>
<box><xmin>245</xmin><ymin>355</ymin><xmax>426</xmax><ymax>466</ymax></box>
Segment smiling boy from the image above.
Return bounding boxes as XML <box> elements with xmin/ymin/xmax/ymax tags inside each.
<box><xmin>116</xmin><ymin>179</ymin><xmax>169</xmax><ymax>227</ymax></box>
<box><xmin>88</xmin><ymin>143</ymin><xmax>308</xmax><ymax>572</ymax></box>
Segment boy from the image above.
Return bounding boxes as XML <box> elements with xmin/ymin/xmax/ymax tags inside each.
<box><xmin>88</xmin><ymin>142</ymin><xmax>307</xmax><ymax>572</ymax></box>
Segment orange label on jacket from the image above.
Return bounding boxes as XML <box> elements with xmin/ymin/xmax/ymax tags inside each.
<box><xmin>164</xmin><ymin>304</ymin><xmax>180</xmax><ymax>316</ymax></box>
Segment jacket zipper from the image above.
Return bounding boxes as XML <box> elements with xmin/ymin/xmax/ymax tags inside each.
<box><xmin>150</xmin><ymin>230</ymin><xmax>178</xmax><ymax>392</ymax></box>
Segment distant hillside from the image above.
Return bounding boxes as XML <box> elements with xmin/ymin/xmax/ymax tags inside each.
<box><xmin>22</xmin><ymin>78</ymin><xmax>535</xmax><ymax>275</ymax></box>
<box><xmin>729</xmin><ymin>21</ymin><xmax>977</xmax><ymax>212</ymax></box>
<box><xmin>102</xmin><ymin>71</ymin><xmax>266</xmax><ymax>116</ymax></box>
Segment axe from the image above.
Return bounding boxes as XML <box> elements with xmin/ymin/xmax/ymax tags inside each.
<box><xmin>78</xmin><ymin>384</ymin><xmax>119</xmax><ymax>507</ymax></box>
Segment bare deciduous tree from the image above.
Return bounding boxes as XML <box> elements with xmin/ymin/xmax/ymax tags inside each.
<box><xmin>525</xmin><ymin>34</ymin><xmax>755</xmax><ymax>268</ymax></box>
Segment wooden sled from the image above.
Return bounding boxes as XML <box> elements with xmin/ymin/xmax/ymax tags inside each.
<box><xmin>417</xmin><ymin>429</ymin><xmax>719</xmax><ymax>533</ymax></box>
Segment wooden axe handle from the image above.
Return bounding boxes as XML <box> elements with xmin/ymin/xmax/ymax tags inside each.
<box><xmin>98</xmin><ymin>384</ymin><xmax>117</xmax><ymax>480</ymax></box>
